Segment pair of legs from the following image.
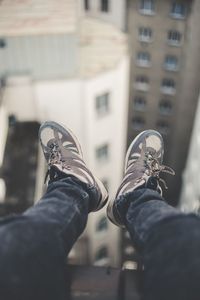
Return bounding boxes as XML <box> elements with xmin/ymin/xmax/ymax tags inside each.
<box><xmin>0</xmin><ymin>122</ymin><xmax>200</xmax><ymax>300</ymax></box>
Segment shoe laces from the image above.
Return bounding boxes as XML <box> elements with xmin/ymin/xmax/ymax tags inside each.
<box><xmin>144</xmin><ymin>151</ymin><xmax>175</xmax><ymax>189</ymax></box>
<box><xmin>44</xmin><ymin>141</ymin><xmax>69</xmax><ymax>183</ymax></box>
<box><xmin>48</xmin><ymin>141</ymin><xmax>62</xmax><ymax>165</ymax></box>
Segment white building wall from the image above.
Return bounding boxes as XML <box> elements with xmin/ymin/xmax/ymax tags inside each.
<box><xmin>3</xmin><ymin>76</ymin><xmax>38</xmax><ymax>121</ymax></box>
<box><xmin>2</xmin><ymin>56</ymin><xmax>129</xmax><ymax>266</ymax></box>
<box><xmin>180</xmin><ymin>93</ymin><xmax>200</xmax><ymax>213</ymax></box>
<box><xmin>0</xmin><ymin>0</ymin><xmax>128</xmax><ymax>266</ymax></box>
<box><xmin>84</xmin><ymin>57</ymin><xmax>129</xmax><ymax>266</ymax></box>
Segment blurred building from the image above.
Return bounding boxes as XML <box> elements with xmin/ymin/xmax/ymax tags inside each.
<box><xmin>126</xmin><ymin>0</ymin><xmax>200</xmax><ymax>206</ymax></box>
<box><xmin>0</xmin><ymin>0</ymin><xmax>129</xmax><ymax>267</ymax></box>
<box><xmin>180</xmin><ymin>92</ymin><xmax>200</xmax><ymax>213</ymax></box>
<box><xmin>80</xmin><ymin>0</ymin><xmax>126</xmax><ymax>30</ymax></box>
<box><xmin>121</xmin><ymin>0</ymin><xmax>200</xmax><ymax>267</ymax></box>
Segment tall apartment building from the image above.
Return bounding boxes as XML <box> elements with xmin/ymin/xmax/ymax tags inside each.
<box><xmin>180</xmin><ymin>92</ymin><xmax>200</xmax><ymax>213</ymax></box>
<box><xmin>0</xmin><ymin>0</ymin><xmax>129</xmax><ymax>267</ymax></box>
<box><xmin>127</xmin><ymin>0</ymin><xmax>200</xmax><ymax>205</ymax></box>
<box><xmin>121</xmin><ymin>0</ymin><xmax>200</xmax><ymax>267</ymax></box>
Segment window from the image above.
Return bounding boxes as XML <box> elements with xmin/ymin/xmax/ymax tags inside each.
<box><xmin>157</xmin><ymin>121</ymin><xmax>170</xmax><ymax>135</ymax></box>
<box><xmin>136</xmin><ymin>52</ymin><xmax>151</xmax><ymax>67</ymax></box>
<box><xmin>96</xmin><ymin>216</ymin><xmax>108</xmax><ymax>232</ymax></box>
<box><xmin>159</xmin><ymin>100</ymin><xmax>173</xmax><ymax>115</ymax></box>
<box><xmin>138</xmin><ymin>27</ymin><xmax>152</xmax><ymax>42</ymax></box>
<box><xmin>161</xmin><ymin>78</ymin><xmax>176</xmax><ymax>95</ymax></box>
<box><xmin>102</xmin><ymin>178</ymin><xmax>109</xmax><ymax>191</ymax></box>
<box><xmin>94</xmin><ymin>246</ymin><xmax>109</xmax><ymax>266</ymax></box>
<box><xmin>132</xmin><ymin>117</ymin><xmax>145</xmax><ymax>130</ymax></box>
<box><xmin>136</xmin><ymin>75</ymin><xmax>149</xmax><ymax>84</ymax></box>
<box><xmin>134</xmin><ymin>96</ymin><xmax>146</xmax><ymax>111</ymax></box>
<box><xmin>168</xmin><ymin>30</ymin><xmax>182</xmax><ymax>46</ymax></box>
<box><xmin>96</xmin><ymin>92</ymin><xmax>110</xmax><ymax>115</ymax></box>
<box><xmin>170</xmin><ymin>2</ymin><xmax>186</xmax><ymax>19</ymax></box>
<box><xmin>84</xmin><ymin>0</ymin><xmax>90</xmax><ymax>10</ymax></box>
<box><xmin>135</xmin><ymin>75</ymin><xmax>149</xmax><ymax>91</ymax></box>
<box><xmin>140</xmin><ymin>0</ymin><xmax>155</xmax><ymax>15</ymax></box>
<box><xmin>101</xmin><ymin>0</ymin><xmax>109</xmax><ymax>12</ymax></box>
<box><xmin>95</xmin><ymin>246</ymin><xmax>108</xmax><ymax>261</ymax></box>
<box><xmin>0</xmin><ymin>39</ymin><xmax>6</xmax><ymax>48</ymax></box>
<box><xmin>164</xmin><ymin>55</ymin><xmax>178</xmax><ymax>71</ymax></box>
<box><xmin>96</xmin><ymin>144</ymin><xmax>109</xmax><ymax>161</ymax></box>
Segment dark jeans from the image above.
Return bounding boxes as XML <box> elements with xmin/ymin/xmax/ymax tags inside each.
<box><xmin>117</xmin><ymin>189</ymin><xmax>200</xmax><ymax>300</ymax></box>
<box><xmin>0</xmin><ymin>178</ymin><xmax>200</xmax><ymax>300</ymax></box>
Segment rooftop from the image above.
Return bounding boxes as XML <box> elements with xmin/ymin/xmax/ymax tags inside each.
<box><xmin>80</xmin><ymin>19</ymin><xmax>128</xmax><ymax>77</ymax></box>
<box><xmin>0</xmin><ymin>1</ymin><xmax>128</xmax><ymax>78</ymax></box>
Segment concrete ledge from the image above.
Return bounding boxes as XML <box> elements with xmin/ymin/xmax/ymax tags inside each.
<box><xmin>66</xmin><ymin>265</ymin><xmax>142</xmax><ymax>300</ymax></box>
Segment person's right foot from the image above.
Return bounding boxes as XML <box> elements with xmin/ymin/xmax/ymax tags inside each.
<box><xmin>39</xmin><ymin>121</ymin><xmax>108</xmax><ymax>212</ymax></box>
<box><xmin>107</xmin><ymin>130</ymin><xmax>175</xmax><ymax>227</ymax></box>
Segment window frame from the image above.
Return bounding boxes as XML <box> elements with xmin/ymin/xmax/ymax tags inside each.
<box><xmin>138</xmin><ymin>27</ymin><xmax>153</xmax><ymax>43</ymax></box>
<box><xmin>96</xmin><ymin>216</ymin><xmax>108</xmax><ymax>232</ymax></box>
<box><xmin>0</xmin><ymin>38</ymin><xmax>6</xmax><ymax>48</ymax></box>
<box><xmin>95</xmin><ymin>246</ymin><xmax>108</xmax><ymax>261</ymax></box>
<box><xmin>161</xmin><ymin>78</ymin><xmax>176</xmax><ymax>95</ymax></box>
<box><xmin>133</xmin><ymin>96</ymin><xmax>146</xmax><ymax>112</ymax></box>
<box><xmin>135</xmin><ymin>75</ymin><xmax>149</xmax><ymax>91</ymax></box>
<box><xmin>167</xmin><ymin>30</ymin><xmax>182</xmax><ymax>46</ymax></box>
<box><xmin>170</xmin><ymin>2</ymin><xmax>186</xmax><ymax>19</ymax></box>
<box><xmin>136</xmin><ymin>51</ymin><xmax>151</xmax><ymax>67</ymax></box>
<box><xmin>95</xmin><ymin>92</ymin><xmax>110</xmax><ymax>116</ymax></box>
<box><xmin>164</xmin><ymin>55</ymin><xmax>179</xmax><ymax>71</ymax></box>
<box><xmin>101</xmin><ymin>0</ymin><xmax>109</xmax><ymax>12</ymax></box>
<box><xmin>96</xmin><ymin>143</ymin><xmax>109</xmax><ymax>161</ymax></box>
<box><xmin>139</xmin><ymin>0</ymin><xmax>155</xmax><ymax>15</ymax></box>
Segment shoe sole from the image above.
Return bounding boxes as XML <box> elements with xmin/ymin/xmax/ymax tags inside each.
<box><xmin>39</xmin><ymin>121</ymin><xmax>109</xmax><ymax>211</ymax></box>
<box><xmin>107</xmin><ymin>130</ymin><xmax>164</xmax><ymax>227</ymax></box>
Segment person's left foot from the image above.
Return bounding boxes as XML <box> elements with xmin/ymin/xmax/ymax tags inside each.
<box><xmin>39</xmin><ymin>121</ymin><xmax>108</xmax><ymax>211</ymax></box>
<box><xmin>107</xmin><ymin>130</ymin><xmax>175</xmax><ymax>227</ymax></box>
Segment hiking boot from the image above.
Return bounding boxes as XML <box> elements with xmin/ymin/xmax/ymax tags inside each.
<box><xmin>39</xmin><ymin>121</ymin><xmax>108</xmax><ymax>211</ymax></box>
<box><xmin>107</xmin><ymin>130</ymin><xmax>175</xmax><ymax>227</ymax></box>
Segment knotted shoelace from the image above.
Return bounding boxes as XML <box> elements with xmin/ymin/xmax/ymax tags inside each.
<box><xmin>144</xmin><ymin>151</ymin><xmax>175</xmax><ymax>189</ymax></box>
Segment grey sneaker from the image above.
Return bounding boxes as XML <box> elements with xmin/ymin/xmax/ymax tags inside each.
<box><xmin>107</xmin><ymin>130</ymin><xmax>175</xmax><ymax>227</ymax></box>
<box><xmin>39</xmin><ymin>121</ymin><xmax>108</xmax><ymax>211</ymax></box>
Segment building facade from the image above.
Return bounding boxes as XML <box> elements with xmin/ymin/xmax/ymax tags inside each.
<box><xmin>127</xmin><ymin>0</ymin><xmax>200</xmax><ymax>205</ymax></box>
<box><xmin>180</xmin><ymin>93</ymin><xmax>200</xmax><ymax>213</ymax></box>
<box><xmin>121</xmin><ymin>0</ymin><xmax>200</xmax><ymax>267</ymax></box>
<box><xmin>79</xmin><ymin>0</ymin><xmax>126</xmax><ymax>31</ymax></box>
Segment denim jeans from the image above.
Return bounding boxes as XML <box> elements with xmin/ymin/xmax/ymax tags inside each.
<box><xmin>0</xmin><ymin>177</ymin><xmax>96</xmax><ymax>300</ymax></box>
<box><xmin>0</xmin><ymin>178</ymin><xmax>200</xmax><ymax>300</ymax></box>
<box><xmin>117</xmin><ymin>188</ymin><xmax>200</xmax><ymax>300</ymax></box>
